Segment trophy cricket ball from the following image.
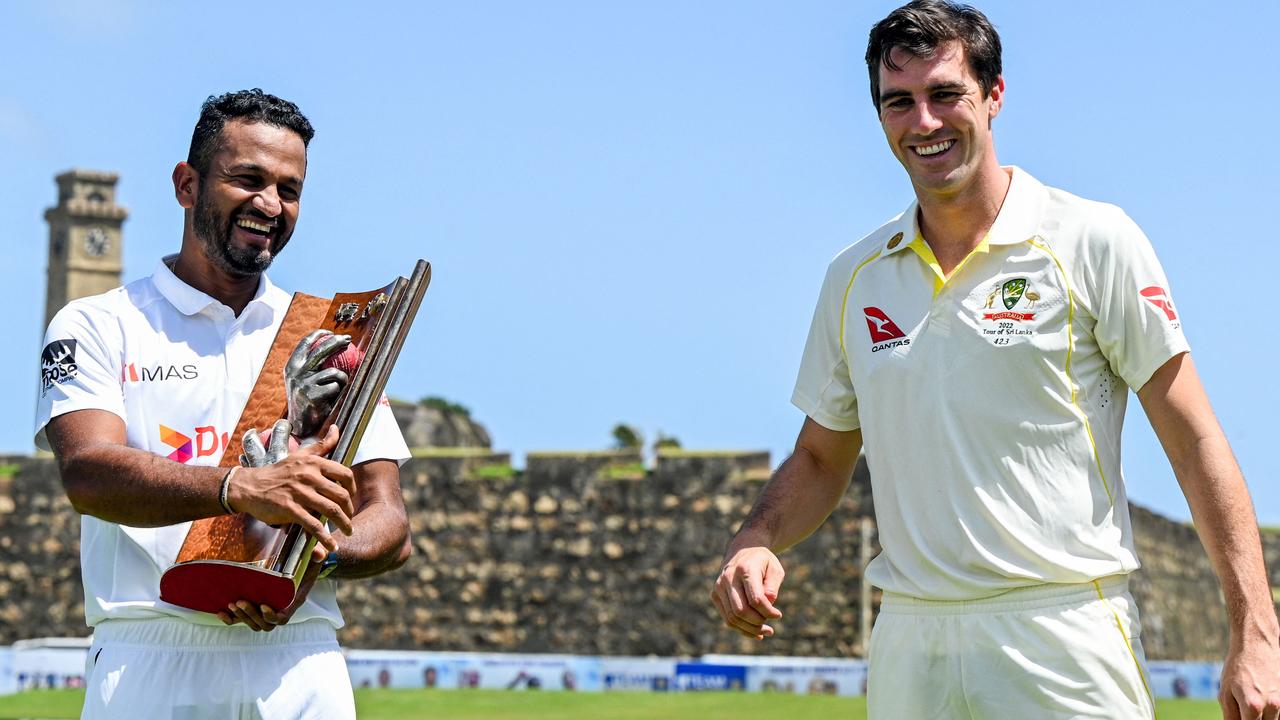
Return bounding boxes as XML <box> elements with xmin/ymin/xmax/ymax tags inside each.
<box><xmin>322</xmin><ymin>343</ymin><xmax>365</xmax><ymax>375</ymax></box>
<box><xmin>258</xmin><ymin>429</ymin><xmax>301</xmax><ymax>454</ymax></box>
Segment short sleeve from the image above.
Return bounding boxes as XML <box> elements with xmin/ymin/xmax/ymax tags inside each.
<box><xmin>34</xmin><ymin>304</ymin><xmax>126</xmax><ymax>452</ymax></box>
<box><xmin>351</xmin><ymin>394</ymin><xmax>412</xmax><ymax>466</ymax></box>
<box><xmin>1087</xmin><ymin>213</ymin><xmax>1191</xmax><ymax>391</ymax></box>
<box><xmin>791</xmin><ymin>260</ymin><xmax>861</xmax><ymax>431</ymax></box>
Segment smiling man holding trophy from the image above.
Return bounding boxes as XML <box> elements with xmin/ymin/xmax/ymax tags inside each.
<box><xmin>35</xmin><ymin>89</ymin><xmax>428</xmax><ymax>719</ymax></box>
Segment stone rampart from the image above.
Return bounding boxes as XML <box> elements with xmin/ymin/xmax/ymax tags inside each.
<box><xmin>0</xmin><ymin>451</ymin><xmax>1251</xmax><ymax>660</ymax></box>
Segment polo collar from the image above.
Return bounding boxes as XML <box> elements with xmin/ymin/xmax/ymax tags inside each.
<box><xmin>879</xmin><ymin>166</ymin><xmax>1047</xmax><ymax>257</ymax></box>
<box><xmin>880</xmin><ymin>205</ymin><xmax>920</xmax><ymax>258</ymax></box>
<box><xmin>152</xmin><ymin>254</ymin><xmax>276</xmax><ymax>317</ymax></box>
<box><xmin>986</xmin><ymin>166</ymin><xmax>1046</xmax><ymax>247</ymax></box>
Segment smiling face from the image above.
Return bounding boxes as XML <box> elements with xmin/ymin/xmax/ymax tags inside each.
<box><xmin>877</xmin><ymin>41</ymin><xmax>1003</xmax><ymax>201</ymax></box>
<box><xmin>189</xmin><ymin>120</ymin><xmax>307</xmax><ymax>277</ymax></box>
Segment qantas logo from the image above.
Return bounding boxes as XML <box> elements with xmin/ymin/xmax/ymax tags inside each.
<box><xmin>1140</xmin><ymin>286</ymin><xmax>1177</xmax><ymax>321</ymax></box>
<box><xmin>864</xmin><ymin>307</ymin><xmax>905</xmax><ymax>342</ymax></box>
<box><xmin>122</xmin><ymin>363</ymin><xmax>199</xmax><ymax>383</ymax></box>
<box><xmin>863</xmin><ymin>307</ymin><xmax>910</xmax><ymax>353</ymax></box>
<box><xmin>159</xmin><ymin>424</ymin><xmax>229</xmax><ymax>464</ymax></box>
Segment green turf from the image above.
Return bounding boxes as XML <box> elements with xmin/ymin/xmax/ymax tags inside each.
<box><xmin>0</xmin><ymin>689</ymin><xmax>84</xmax><ymax>718</ymax></box>
<box><xmin>0</xmin><ymin>688</ymin><xmax>1224</xmax><ymax>719</ymax></box>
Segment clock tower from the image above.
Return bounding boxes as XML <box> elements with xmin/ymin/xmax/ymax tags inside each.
<box><xmin>44</xmin><ymin>169</ymin><xmax>127</xmax><ymax>328</ymax></box>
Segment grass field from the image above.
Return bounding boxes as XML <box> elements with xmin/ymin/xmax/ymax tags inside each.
<box><xmin>0</xmin><ymin>689</ymin><xmax>1225</xmax><ymax>719</ymax></box>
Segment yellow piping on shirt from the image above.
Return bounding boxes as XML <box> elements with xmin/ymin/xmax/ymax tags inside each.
<box><xmin>1093</xmin><ymin>580</ymin><xmax>1157</xmax><ymax>716</ymax></box>
<box><xmin>839</xmin><ymin>251</ymin><xmax>883</xmax><ymax>361</ymax></box>
<box><xmin>1027</xmin><ymin>237</ymin><xmax>1114</xmax><ymax>506</ymax></box>
<box><xmin>907</xmin><ymin>234</ymin><xmax>991</xmax><ymax>298</ymax></box>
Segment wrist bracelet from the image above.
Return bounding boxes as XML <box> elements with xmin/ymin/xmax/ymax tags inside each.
<box><xmin>218</xmin><ymin>466</ymin><xmax>239</xmax><ymax>515</ymax></box>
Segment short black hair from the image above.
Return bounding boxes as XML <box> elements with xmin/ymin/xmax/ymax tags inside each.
<box><xmin>865</xmin><ymin>0</ymin><xmax>1002</xmax><ymax>110</ymax></box>
<box><xmin>186</xmin><ymin>89</ymin><xmax>315</xmax><ymax>175</ymax></box>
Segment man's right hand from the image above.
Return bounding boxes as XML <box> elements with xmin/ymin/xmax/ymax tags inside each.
<box><xmin>227</xmin><ymin>422</ymin><xmax>355</xmax><ymax>552</ymax></box>
<box><xmin>706</xmin><ymin>421</ymin><xmax>861</xmax><ymax>643</ymax></box>
<box><xmin>710</xmin><ymin>545</ymin><xmax>786</xmax><ymax>641</ymax></box>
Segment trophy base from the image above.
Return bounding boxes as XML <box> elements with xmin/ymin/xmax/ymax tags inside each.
<box><xmin>160</xmin><ymin>560</ymin><xmax>297</xmax><ymax>614</ymax></box>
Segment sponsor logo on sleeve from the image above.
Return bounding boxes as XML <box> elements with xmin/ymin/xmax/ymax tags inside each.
<box><xmin>863</xmin><ymin>307</ymin><xmax>910</xmax><ymax>352</ymax></box>
<box><xmin>1140</xmin><ymin>286</ymin><xmax>1178</xmax><ymax>321</ymax></box>
<box><xmin>40</xmin><ymin>339</ymin><xmax>79</xmax><ymax>396</ymax></box>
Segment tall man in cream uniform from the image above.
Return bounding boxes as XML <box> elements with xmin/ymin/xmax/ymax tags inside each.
<box><xmin>36</xmin><ymin>89</ymin><xmax>411</xmax><ymax>719</ymax></box>
<box><xmin>710</xmin><ymin>2</ymin><xmax>1280</xmax><ymax>718</ymax></box>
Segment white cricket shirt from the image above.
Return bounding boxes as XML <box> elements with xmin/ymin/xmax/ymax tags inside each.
<box><xmin>793</xmin><ymin>167</ymin><xmax>1189</xmax><ymax>600</ymax></box>
<box><xmin>35</xmin><ymin>257</ymin><xmax>411</xmax><ymax>628</ymax></box>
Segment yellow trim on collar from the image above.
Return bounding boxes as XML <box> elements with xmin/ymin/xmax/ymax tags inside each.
<box><xmin>906</xmin><ymin>234</ymin><xmax>991</xmax><ymax>298</ymax></box>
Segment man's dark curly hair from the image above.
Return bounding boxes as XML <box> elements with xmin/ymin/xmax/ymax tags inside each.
<box><xmin>865</xmin><ymin>0</ymin><xmax>1002</xmax><ymax>110</ymax></box>
<box><xmin>186</xmin><ymin>89</ymin><xmax>315</xmax><ymax>175</ymax></box>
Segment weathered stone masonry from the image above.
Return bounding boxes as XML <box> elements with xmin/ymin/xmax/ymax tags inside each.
<box><xmin>0</xmin><ymin>450</ymin><xmax>1268</xmax><ymax>660</ymax></box>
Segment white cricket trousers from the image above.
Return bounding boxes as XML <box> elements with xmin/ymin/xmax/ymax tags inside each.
<box><xmin>82</xmin><ymin>618</ymin><xmax>355</xmax><ymax>720</ymax></box>
<box><xmin>867</xmin><ymin>575</ymin><xmax>1155</xmax><ymax>719</ymax></box>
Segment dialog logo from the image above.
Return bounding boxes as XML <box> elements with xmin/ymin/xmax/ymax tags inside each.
<box><xmin>160</xmin><ymin>424</ymin><xmax>229</xmax><ymax>464</ymax></box>
<box><xmin>1140</xmin><ymin>286</ymin><xmax>1177</xmax><ymax>321</ymax></box>
<box><xmin>160</xmin><ymin>425</ymin><xmax>193</xmax><ymax>463</ymax></box>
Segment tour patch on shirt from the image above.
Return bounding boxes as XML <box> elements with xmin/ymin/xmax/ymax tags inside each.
<box><xmin>968</xmin><ymin>274</ymin><xmax>1056</xmax><ymax>347</ymax></box>
<box><xmin>40</xmin><ymin>339</ymin><xmax>79</xmax><ymax>396</ymax></box>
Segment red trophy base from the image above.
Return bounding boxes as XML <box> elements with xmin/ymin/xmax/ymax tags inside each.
<box><xmin>160</xmin><ymin>560</ymin><xmax>296</xmax><ymax>615</ymax></box>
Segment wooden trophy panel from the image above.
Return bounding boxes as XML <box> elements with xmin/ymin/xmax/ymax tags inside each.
<box><xmin>159</xmin><ymin>259</ymin><xmax>429</xmax><ymax>615</ymax></box>
<box><xmin>173</xmin><ymin>285</ymin><xmax>392</xmax><ymax>567</ymax></box>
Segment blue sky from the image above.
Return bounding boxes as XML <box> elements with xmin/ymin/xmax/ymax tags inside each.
<box><xmin>3</xmin><ymin>1</ymin><xmax>1277</xmax><ymax>525</ymax></box>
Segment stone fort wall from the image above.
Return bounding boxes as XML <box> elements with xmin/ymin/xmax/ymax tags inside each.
<box><xmin>0</xmin><ymin>450</ymin><xmax>1268</xmax><ymax>660</ymax></box>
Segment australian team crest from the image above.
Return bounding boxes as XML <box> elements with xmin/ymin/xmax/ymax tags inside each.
<box><xmin>1001</xmin><ymin>278</ymin><xmax>1026</xmax><ymax>310</ymax></box>
<box><xmin>982</xmin><ymin>277</ymin><xmax>1037</xmax><ymax>322</ymax></box>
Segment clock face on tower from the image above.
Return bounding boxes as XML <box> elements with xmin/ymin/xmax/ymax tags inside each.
<box><xmin>84</xmin><ymin>227</ymin><xmax>111</xmax><ymax>257</ymax></box>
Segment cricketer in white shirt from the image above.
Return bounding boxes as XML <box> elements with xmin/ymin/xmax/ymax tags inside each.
<box><xmin>712</xmin><ymin>4</ymin><xmax>1279</xmax><ymax>718</ymax></box>
<box><xmin>792</xmin><ymin>167</ymin><xmax>1187</xmax><ymax>601</ymax></box>
<box><xmin>36</xmin><ymin>258</ymin><xmax>410</xmax><ymax>629</ymax></box>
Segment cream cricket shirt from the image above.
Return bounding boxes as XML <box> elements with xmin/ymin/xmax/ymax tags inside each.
<box><xmin>34</xmin><ymin>257</ymin><xmax>410</xmax><ymax>628</ymax></box>
<box><xmin>793</xmin><ymin>168</ymin><xmax>1189</xmax><ymax>600</ymax></box>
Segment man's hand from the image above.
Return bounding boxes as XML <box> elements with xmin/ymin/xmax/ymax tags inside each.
<box><xmin>707</xmin><ymin>420</ymin><xmax>860</xmax><ymax>643</ymax></box>
<box><xmin>285</xmin><ymin>330</ymin><xmax>351</xmax><ymax>442</ymax></box>
<box><xmin>217</xmin><ymin>542</ymin><xmax>330</xmax><ymax>632</ymax></box>
<box><xmin>710</xmin><ymin>546</ymin><xmax>785</xmax><ymax>641</ymax></box>
<box><xmin>228</xmin><ymin>422</ymin><xmax>355</xmax><ymax>552</ymax></box>
<box><xmin>220</xmin><ymin>420</ymin><xmax>349</xmax><ymax>631</ymax></box>
<box><xmin>1138</xmin><ymin>354</ymin><xmax>1280</xmax><ymax>720</ymax></box>
<box><xmin>1219</xmin><ymin>637</ymin><xmax>1280</xmax><ymax>720</ymax></box>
